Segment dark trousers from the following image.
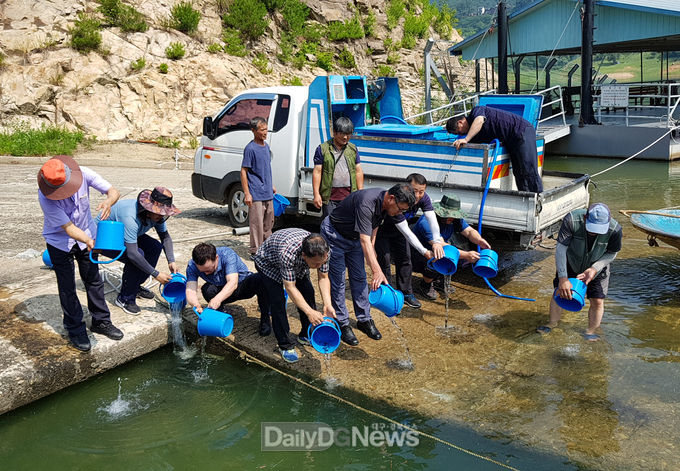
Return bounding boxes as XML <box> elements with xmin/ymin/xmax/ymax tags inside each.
<box><xmin>201</xmin><ymin>272</ymin><xmax>269</xmax><ymax>320</ymax></box>
<box><xmin>411</xmin><ymin>250</ymin><xmax>441</xmax><ymax>281</ymax></box>
<box><xmin>46</xmin><ymin>243</ymin><xmax>111</xmax><ymax>337</ymax></box>
<box><xmin>321</xmin><ymin>200</ymin><xmax>341</xmax><ymax>219</ymax></box>
<box><xmin>257</xmin><ymin>270</ymin><xmax>316</xmax><ymax>350</ymax></box>
<box><xmin>117</xmin><ymin>234</ymin><xmax>162</xmax><ymax>303</ymax></box>
<box><xmin>375</xmin><ymin>225</ymin><xmax>414</xmax><ymax>295</ymax></box>
<box><xmin>509</xmin><ymin>126</ymin><xmax>543</xmax><ymax>193</ymax></box>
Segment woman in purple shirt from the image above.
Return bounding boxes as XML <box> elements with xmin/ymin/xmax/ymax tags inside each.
<box><xmin>38</xmin><ymin>155</ymin><xmax>123</xmax><ymax>352</ymax></box>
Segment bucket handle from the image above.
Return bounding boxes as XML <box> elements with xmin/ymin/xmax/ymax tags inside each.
<box><xmin>307</xmin><ymin>316</ymin><xmax>340</xmax><ymax>340</ymax></box>
<box><xmin>160</xmin><ymin>272</ymin><xmax>187</xmax><ymax>297</ymax></box>
<box><xmin>192</xmin><ymin>306</ymin><xmax>203</xmax><ymax>319</ymax></box>
<box><xmin>89</xmin><ymin>248</ymin><xmax>125</xmax><ymax>265</ymax></box>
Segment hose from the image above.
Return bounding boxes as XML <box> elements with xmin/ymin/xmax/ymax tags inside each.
<box><xmin>477</xmin><ymin>139</ymin><xmax>535</xmax><ymax>302</ymax></box>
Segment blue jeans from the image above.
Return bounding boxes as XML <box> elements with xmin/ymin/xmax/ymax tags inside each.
<box><xmin>320</xmin><ymin>217</ymin><xmax>371</xmax><ymax>327</ymax></box>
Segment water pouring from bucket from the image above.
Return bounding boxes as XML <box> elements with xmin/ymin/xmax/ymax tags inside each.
<box><xmin>553</xmin><ymin>278</ymin><xmax>587</xmax><ymax>312</ymax></box>
<box><xmin>427</xmin><ymin>244</ymin><xmax>459</xmax><ymax>276</ymax></box>
<box><xmin>368</xmin><ymin>284</ymin><xmax>404</xmax><ymax>317</ymax></box>
<box><xmin>194</xmin><ymin>307</ymin><xmax>234</xmax><ymax>337</ymax></box>
<box><xmin>307</xmin><ymin>317</ymin><xmax>341</xmax><ymax>354</ymax></box>
<box><xmin>89</xmin><ymin>220</ymin><xmax>126</xmax><ymax>264</ymax></box>
<box><xmin>161</xmin><ymin>273</ymin><xmax>187</xmax><ymax>308</ymax></box>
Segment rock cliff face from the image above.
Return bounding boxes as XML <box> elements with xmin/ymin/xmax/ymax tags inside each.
<box><xmin>0</xmin><ymin>0</ymin><xmax>465</xmax><ymax>144</ymax></box>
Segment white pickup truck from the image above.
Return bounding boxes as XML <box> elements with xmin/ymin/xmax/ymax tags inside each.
<box><xmin>191</xmin><ymin>75</ymin><xmax>589</xmax><ymax>250</ymax></box>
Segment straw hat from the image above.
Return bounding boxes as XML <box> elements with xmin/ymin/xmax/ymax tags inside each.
<box><xmin>433</xmin><ymin>194</ymin><xmax>467</xmax><ymax>219</ymax></box>
<box><xmin>137</xmin><ymin>187</ymin><xmax>181</xmax><ymax>216</ymax></box>
<box><xmin>37</xmin><ymin>155</ymin><xmax>83</xmax><ymax>200</ymax></box>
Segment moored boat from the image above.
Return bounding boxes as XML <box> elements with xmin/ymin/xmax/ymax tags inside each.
<box><xmin>621</xmin><ymin>209</ymin><xmax>680</xmax><ymax>250</ymax></box>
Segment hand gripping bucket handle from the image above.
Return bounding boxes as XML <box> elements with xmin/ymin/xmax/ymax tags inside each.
<box><xmin>194</xmin><ymin>307</ymin><xmax>234</xmax><ymax>337</ymax></box>
<box><xmin>161</xmin><ymin>273</ymin><xmax>187</xmax><ymax>303</ymax></box>
<box><xmin>307</xmin><ymin>317</ymin><xmax>341</xmax><ymax>354</ymax></box>
<box><xmin>427</xmin><ymin>244</ymin><xmax>460</xmax><ymax>276</ymax></box>
<box><xmin>553</xmin><ymin>278</ymin><xmax>587</xmax><ymax>312</ymax></box>
<box><xmin>89</xmin><ymin>220</ymin><xmax>126</xmax><ymax>265</ymax></box>
<box><xmin>369</xmin><ymin>284</ymin><xmax>404</xmax><ymax>317</ymax></box>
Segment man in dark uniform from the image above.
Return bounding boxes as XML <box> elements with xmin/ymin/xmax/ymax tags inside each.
<box><xmin>447</xmin><ymin>106</ymin><xmax>543</xmax><ymax>193</ymax></box>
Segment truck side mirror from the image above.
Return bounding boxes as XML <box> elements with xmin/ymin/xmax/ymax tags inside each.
<box><xmin>203</xmin><ymin>116</ymin><xmax>216</xmax><ymax>140</ymax></box>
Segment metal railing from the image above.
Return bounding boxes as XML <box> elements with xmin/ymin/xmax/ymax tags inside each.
<box><xmin>535</xmin><ymin>85</ymin><xmax>568</xmax><ymax>131</ymax></box>
<box><xmin>593</xmin><ymin>81</ymin><xmax>680</xmax><ymax>127</ymax></box>
<box><xmin>405</xmin><ymin>90</ymin><xmax>497</xmax><ymax>125</ymax></box>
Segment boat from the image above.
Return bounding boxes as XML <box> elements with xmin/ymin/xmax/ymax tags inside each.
<box><xmin>621</xmin><ymin>209</ymin><xmax>680</xmax><ymax>250</ymax></box>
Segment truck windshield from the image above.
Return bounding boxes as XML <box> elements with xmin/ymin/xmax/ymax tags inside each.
<box><xmin>217</xmin><ymin>98</ymin><xmax>274</xmax><ymax>134</ymax></box>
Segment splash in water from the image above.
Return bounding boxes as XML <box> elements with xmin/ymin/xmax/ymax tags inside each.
<box><xmin>97</xmin><ymin>377</ymin><xmax>149</xmax><ymax>420</ymax></box>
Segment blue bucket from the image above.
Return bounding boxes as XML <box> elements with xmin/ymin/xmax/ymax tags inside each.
<box><xmin>553</xmin><ymin>278</ymin><xmax>587</xmax><ymax>312</ymax></box>
<box><xmin>273</xmin><ymin>194</ymin><xmax>290</xmax><ymax>217</ymax></box>
<box><xmin>368</xmin><ymin>284</ymin><xmax>404</xmax><ymax>317</ymax></box>
<box><xmin>307</xmin><ymin>317</ymin><xmax>341</xmax><ymax>354</ymax></box>
<box><xmin>473</xmin><ymin>249</ymin><xmax>499</xmax><ymax>278</ymax></box>
<box><xmin>161</xmin><ymin>273</ymin><xmax>187</xmax><ymax>305</ymax></box>
<box><xmin>194</xmin><ymin>307</ymin><xmax>234</xmax><ymax>337</ymax></box>
<box><xmin>42</xmin><ymin>249</ymin><xmax>53</xmax><ymax>268</ymax></box>
<box><xmin>89</xmin><ymin>220</ymin><xmax>126</xmax><ymax>264</ymax></box>
<box><xmin>427</xmin><ymin>244</ymin><xmax>460</xmax><ymax>276</ymax></box>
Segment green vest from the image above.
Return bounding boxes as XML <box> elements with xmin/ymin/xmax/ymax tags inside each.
<box><xmin>319</xmin><ymin>140</ymin><xmax>358</xmax><ymax>204</ymax></box>
<box><xmin>566</xmin><ymin>209</ymin><xmax>620</xmax><ymax>274</ymax></box>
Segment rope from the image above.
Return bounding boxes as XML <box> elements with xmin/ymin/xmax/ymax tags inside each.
<box><xmin>589</xmin><ymin>126</ymin><xmax>679</xmax><ymax>178</ymax></box>
<box><xmin>213</xmin><ymin>336</ymin><xmax>520</xmax><ymax>471</ymax></box>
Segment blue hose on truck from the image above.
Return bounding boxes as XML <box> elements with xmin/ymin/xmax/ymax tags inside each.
<box><xmin>476</xmin><ymin>139</ymin><xmax>535</xmax><ymax>302</ymax></box>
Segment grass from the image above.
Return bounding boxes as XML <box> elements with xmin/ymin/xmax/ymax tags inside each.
<box><xmin>70</xmin><ymin>13</ymin><xmax>102</xmax><ymax>53</ymax></box>
<box><xmin>0</xmin><ymin>123</ymin><xmax>85</xmax><ymax>156</ymax></box>
<box><xmin>170</xmin><ymin>1</ymin><xmax>201</xmax><ymax>34</ymax></box>
<box><xmin>165</xmin><ymin>42</ymin><xmax>186</xmax><ymax>60</ymax></box>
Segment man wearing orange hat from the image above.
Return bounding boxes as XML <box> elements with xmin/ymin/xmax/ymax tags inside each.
<box><xmin>103</xmin><ymin>187</ymin><xmax>181</xmax><ymax>314</ymax></box>
<box><xmin>38</xmin><ymin>155</ymin><xmax>123</xmax><ymax>352</ymax></box>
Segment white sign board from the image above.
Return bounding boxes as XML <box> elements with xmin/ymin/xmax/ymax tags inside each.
<box><xmin>600</xmin><ymin>85</ymin><xmax>629</xmax><ymax>107</ymax></box>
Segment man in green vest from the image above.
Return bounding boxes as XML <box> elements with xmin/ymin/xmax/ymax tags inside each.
<box><xmin>537</xmin><ymin>203</ymin><xmax>622</xmax><ymax>341</ymax></box>
<box><xmin>312</xmin><ymin>117</ymin><xmax>364</xmax><ymax>218</ymax></box>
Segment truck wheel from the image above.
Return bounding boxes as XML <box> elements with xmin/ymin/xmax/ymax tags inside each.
<box><xmin>227</xmin><ymin>184</ymin><xmax>248</xmax><ymax>227</ymax></box>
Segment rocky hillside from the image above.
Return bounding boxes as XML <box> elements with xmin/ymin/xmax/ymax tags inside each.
<box><xmin>0</xmin><ymin>0</ymin><xmax>467</xmax><ymax>145</ymax></box>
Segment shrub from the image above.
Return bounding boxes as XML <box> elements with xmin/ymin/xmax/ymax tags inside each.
<box><xmin>433</xmin><ymin>4</ymin><xmax>456</xmax><ymax>39</ymax></box>
<box><xmin>170</xmin><ymin>1</ymin><xmax>201</xmax><ymax>34</ymax></box>
<box><xmin>98</xmin><ymin>0</ymin><xmax>148</xmax><ymax>32</ymax></box>
<box><xmin>223</xmin><ymin>0</ymin><xmax>268</xmax><ymax>40</ymax></box>
<box><xmin>277</xmin><ymin>32</ymin><xmax>294</xmax><ymax>64</ymax></box>
<box><xmin>376</xmin><ymin>64</ymin><xmax>395</xmax><ymax>77</ymax></box>
<box><xmin>131</xmin><ymin>57</ymin><xmax>146</xmax><ymax>70</ymax></box>
<box><xmin>337</xmin><ymin>48</ymin><xmax>355</xmax><ymax>69</ymax></box>
<box><xmin>292</xmin><ymin>52</ymin><xmax>306</xmax><ymax>69</ymax></box>
<box><xmin>0</xmin><ymin>52</ymin><xmax>5</xmax><ymax>68</ymax></box>
<box><xmin>387</xmin><ymin>52</ymin><xmax>399</xmax><ymax>64</ymax></box>
<box><xmin>302</xmin><ymin>23</ymin><xmax>323</xmax><ymax>42</ymax></box>
<box><xmin>207</xmin><ymin>42</ymin><xmax>222</xmax><ymax>53</ymax></box>
<box><xmin>159</xmin><ymin>62</ymin><xmax>169</xmax><ymax>74</ymax></box>
<box><xmin>316</xmin><ymin>51</ymin><xmax>333</xmax><ymax>71</ymax></box>
<box><xmin>363</xmin><ymin>9</ymin><xmax>376</xmax><ymax>37</ymax></box>
<box><xmin>281</xmin><ymin>0</ymin><xmax>309</xmax><ymax>35</ymax></box>
<box><xmin>157</xmin><ymin>137</ymin><xmax>180</xmax><ymax>148</ymax></box>
<box><xmin>222</xmin><ymin>28</ymin><xmax>247</xmax><ymax>56</ymax></box>
<box><xmin>403</xmin><ymin>12</ymin><xmax>428</xmax><ymax>39</ymax></box>
<box><xmin>386</xmin><ymin>0</ymin><xmax>404</xmax><ymax>30</ymax></box>
<box><xmin>383</xmin><ymin>37</ymin><xmax>394</xmax><ymax>51</ymax></box>
<box><xmin>326</xmin><ymin>15</ymin><xmax>364</xmax><ymax>41</ymax></box>
<box><xmin>0</xmin><ymin>122</ymin><xmax>84</xmax><ymax>156</ymax></box>
<box><xmin>400</xmin><ymin>33</ymin><xmax>416</xmax><ymax>49</ymax></box>
<box><xmin>253</xmin><ymin>52</ymin><xmax>272</xmax><ymax>74</ymax></box>
<box><xmin>281</xmin><ymin>76</ymin><xmax>303</xmax><ymax>86</ymax></box>
<box><xmin>70</xmin><ymin>13</ymin><xmax>102</xmax><ymax>52</ymax></box>
<box><xmin>262</xmin><ymin>0</ymin><xmax>285</xmax><ymax>12</ymax></box>
<box><xmin>165</xmin><ymin>42</ymin><xmax>186</xmax><ymax>60</ymax></box>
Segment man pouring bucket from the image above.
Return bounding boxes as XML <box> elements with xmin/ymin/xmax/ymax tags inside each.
<box><xmin>102</xmin><ymin>187</ymin><xmax>181</xmax><ymax>315</ymax></box>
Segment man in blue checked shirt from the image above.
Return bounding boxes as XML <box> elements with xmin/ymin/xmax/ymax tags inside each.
<box><xmin>185</xmin><ymin>243</ymin><xmax>271</xmax><ymax>336</ymax></box>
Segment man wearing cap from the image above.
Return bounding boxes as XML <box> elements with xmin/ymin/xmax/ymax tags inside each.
<box><xmin>185</xmin><ymin>243</ymin><xmax>271</xmax><ymax>336</ymax></box>
<box><xmin>253</xmin><ymin>229</ymin><xmax>335</xmax><ymax>363</ymax></box>
<box><xmin>446</xmin><ymin>106</ymin><xmax>543</xmax><ymax>193</ymax></box>
<box><xmin>320</xmin><ymin>184</ymin><xmax>416</xmax><ymax>346</ymax></box>
<box><xmin>38</xmin><ymin>155</ymin><xmax>123</xmax><ymax>352</ymax></box>
<box><xmin>410</xmin><ymin>194</ymin><xmax>491</xmax><ymax>300</ymax></box>
<box><xmin>375</xmin><ymin>173</ymin><xmax>444</xmax><ymax>309</ymax></box>
<box><xmin>103</xmin><ymin>187</ymin><xmax>181</xmax><ymax>315</ymax></box>
<box><xmin>537</xmin><ymin>203</ymin><xmax>622</xmax><ymax>341</ymax></box>
<box><xmin>311</xmin><ymin>116</ymin><xmax>364</xmax><ymax>218</ymax></box>
<box><xmin>241</xmin><ymin>116</ymin><xmax>275</xmax><ymax>255</ymax></box>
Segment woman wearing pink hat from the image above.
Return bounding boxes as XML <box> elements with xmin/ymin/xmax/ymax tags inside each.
<box><xmin>38</xmin><ymin>155</ymin><xmax>123</xmax><ymax>352</ymax></box>
<box><xmin>102</xmin><ymin>187</ymin><xmax>181</xmax><ymax>314</ymax></box>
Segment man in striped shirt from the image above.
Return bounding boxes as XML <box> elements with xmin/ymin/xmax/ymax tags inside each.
<box><xmin>253</xmin><ymin>229</ymin><xmax>335</xmax><ymax>363</ymax></box>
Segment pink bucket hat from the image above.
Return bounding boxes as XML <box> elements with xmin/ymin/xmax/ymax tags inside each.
<box><xmin>137</xmin><ymin>187</ymin><xmax>181</xmax><ymax>217</ymax></box>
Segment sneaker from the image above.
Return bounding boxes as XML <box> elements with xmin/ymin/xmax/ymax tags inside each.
<box><xmin>279</xmin><ymin>348</ymin><xmax>299</xmax><ymax>363</ymax></box>
<box><xmin>297</xmin><ymin>335</ymin><xmax>311</xmax><ymax>346</ymax></box>
<box><xmin>416</xmin><ymin>280</ymin><xmax>438</xmax><ymax>301</ymax></box>
<box><xmin>137</xmin><ymin>286</ymin><xmax>155</xmax><ymax>299</ymax></box>
<box><xmin>115</xmin><ymin>297</ymin><xmax>141</xmax><ymax>315</ymax></box>
<box><xmin>403</xmin><ymin>294</ymin><xmax>422</xmax><ymax>309</ymax></box>
<box><xmin>68</xmin><ymin>332</ymin><xmax>91</xmax><ymax>352</ymax></box>
<box><xmin>91</xmin><ymin>321</ymin><xmax>124</xmax><ymax>340</ymax></box>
